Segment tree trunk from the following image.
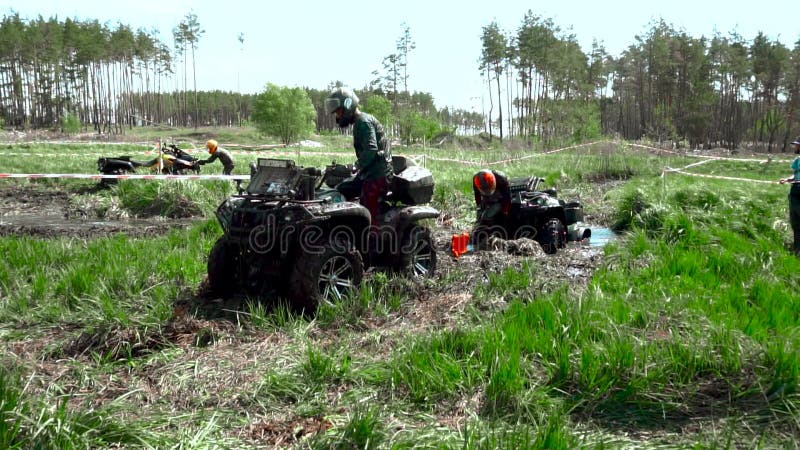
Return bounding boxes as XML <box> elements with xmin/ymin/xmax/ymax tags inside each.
<box><xmin>192</xmin><ymin>44</ymin><xmax>198</xmax><ymax>130</ymax></box>
<box><xmin>495</xmin><ymin>66</ymin><xmax>503</xmax><ymax>141</ymax></box>
<box><xmin>486</xmin><ymin>69</ymin><xmax>493</xmax><ymax>140</ymax></box>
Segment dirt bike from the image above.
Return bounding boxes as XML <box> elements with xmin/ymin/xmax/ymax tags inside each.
<box><xmin>96</xmin><ymin>143</ymin><xmax>200</xmax><ymax>186</ymax></box>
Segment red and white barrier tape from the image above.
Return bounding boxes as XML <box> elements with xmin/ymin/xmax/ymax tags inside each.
<box><xmin>3</xmin><ymin>140</ymin><xmax>156</xmax><ymax>147</ymax></box>
<box><xmin>2</xmin><ymin>140</ymin><xmax>284</xmax><ymax>149</ymax></box>
<box><xmin>3</xmin><ymin>141</ymin><xmax>601</xmax><ymax>166</ymax></box>
<box><xmin>423</xmin><ymin>156</ymin><xmax>481</xmax><ymax>166</ymax></box>
<box><xmin>6</xmin><ymin>139</ymin><xmax>793</xmax><ymax>165</ymax></box>
<box><xmin>624</xmin><ymin>142</ymin><xmax>794</xmax><ymax>163</ymax></box>
<box><xmin>662</xmin><ymin>167</ymin><xmax>778</xmax><ymax>184</ymax></box>
<box><xmin>485</xmin><ymin>141</ymin><xmax>599</xmax><ymax>165</ymax></box>
<box><xmin>1</xmin><ymin>150</ymin><xmax>358</xmax><ymax>159</ymax></box>
<box><xmin>0</xmin><ymin>173</ymin><xmax>250</xmax><ymax>181</ymax></box>
<box><xmin>221</xmin><ymin>143</ymin><xmax>288</xmax><ymax>149</ymax></box>
<box><xmin>419</xmin><ymin>141</ymin><xmax>599</xmax><ymax>167</ymax></box>
<box><xmin>625</xmin><ymin>143</ymin><xmax>686</xmax><ymax>156</ymax></box>
<box><xmin>678</xmin><ymin>159</ymin><xmax>714</xmax><ymax>170</ymax></box>
<box><xmin>14</xmin><ymin>140</ymin><xmax>789</xmax><ymax>170</ymax></box>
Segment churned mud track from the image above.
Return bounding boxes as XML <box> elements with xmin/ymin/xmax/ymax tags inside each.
<box><xmin>0</xmin><ymin>184</ymin><xmax>198</xmax><ymax>238</ymax></box>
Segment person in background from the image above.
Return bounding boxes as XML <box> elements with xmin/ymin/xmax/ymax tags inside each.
<box><xmin>324</xmin><ymin>87</ymin><xmax>392</xmax><ymax>234</ymax></box>
<box><xmin>198</xmin><ymin>139</ymin><xmax>235</xmax><ymax>175</ymax></box>
<box><xmin>779</xmin><ymin>138</ymin><xmax>800</xmax><ymax>255</ymax></box>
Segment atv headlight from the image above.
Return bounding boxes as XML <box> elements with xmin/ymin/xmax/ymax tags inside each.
<box><xmin>282</xmin><ymin>205</ymin><xmax>314</xmax><ymax>223</ymax></box>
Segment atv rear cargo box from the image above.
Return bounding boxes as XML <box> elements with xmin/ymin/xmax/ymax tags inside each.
<box><xmin>391</xmin><ymin>165</ymin><xmax>435</xmax><ymax>205</ymax></box>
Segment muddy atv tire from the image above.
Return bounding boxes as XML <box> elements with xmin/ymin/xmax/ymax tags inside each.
<box><xmin>395</xmin><ymin>226</ymin><xmax>437</xmax><ymax>278</ymax></box>
<box><xmin>539</xmin><ymin>218</ymin><xmax>566</xmax><ymax>255</ymax></box>
<box><xmin>207</xmin><ymin>237</ymin><xmax>239</xmax><ymax>298</ymax></box>
<box><xmin>289</xmin><ymin>238</ymin><xmax>363</xmax><ymax>312</ymax></box>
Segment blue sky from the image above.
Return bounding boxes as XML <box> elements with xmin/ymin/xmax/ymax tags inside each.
<box><xmin>4</xmin><ymin>0</ymin><xmax>799</xmax><ymax>112</ymax></box>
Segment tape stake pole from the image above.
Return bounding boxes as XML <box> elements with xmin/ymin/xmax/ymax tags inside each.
<box><xmin>0</xmin><ymin>173</ymin><xmax>252</xmax><ymax>181</ymax></box>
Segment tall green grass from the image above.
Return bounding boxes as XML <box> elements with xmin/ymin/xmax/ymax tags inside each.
<box><xmin>0</xmin><ymin>365</ymin><xmax>160</xmax><ymax>449</ymax></box>
<box><xmin>0</xmin><ymin>219</ymin><xmax>219</xmax><ymax>326</ymax></box>
<box><xmin>114</xmin><ymin>179</ymin><xmax>231</xmax><ymax>217</ymax></box>
<box><xmin>345</xmin><ymin>175</ymin><xmax>800</xmax><ymax>445</ymax></box>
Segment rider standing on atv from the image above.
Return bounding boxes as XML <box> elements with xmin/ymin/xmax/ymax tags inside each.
<box><xmin>779</xmin><ymin>138</ymin><xmax>800</xmax><ymax>255</ymax></box>
<box><xmin>325</xmin><ymin>87</ymin><xmax>392</xmax><ymax>233</ymax></box>
<box><xmin>198</xmin><ymin>139</ymin><xmax>235</xmax><ymax>175</ymax></box>
<box><xmin>473</xmin><ymin>169</ymin><xmax>512</xmax><ymax>227</ymax></box>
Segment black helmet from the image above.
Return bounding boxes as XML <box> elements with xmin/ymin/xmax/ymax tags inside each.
<box><xmin>325</xmin><ymin>87</ymin><xmax>359</xmax><ymax>127</ymax></box>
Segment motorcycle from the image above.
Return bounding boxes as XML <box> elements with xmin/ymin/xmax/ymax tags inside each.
<box><xmin>97</xmin><ymin>142</ymin><xmax>200</xmax><ymax>186</ymax></box>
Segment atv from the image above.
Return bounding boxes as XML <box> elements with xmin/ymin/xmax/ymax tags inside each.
<box><xmin>97</xmin><ymin>143</ymin><xmax>200</xmax><ymax>186</ymax></box>
<box><xmin>471</xmin><ymin>176</ymin><xmax>591</xmax><ymax>254</ymax></box>
<box><xmin>206</xmin><ymin>156</ymin><xmax>439</xmax><ymax>311</ymax></box>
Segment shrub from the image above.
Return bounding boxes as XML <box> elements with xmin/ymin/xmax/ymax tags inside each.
<box><xmin>61</xmin><ymin>112</ymin><xmax>81</xmax><ymax>134</ymax></box>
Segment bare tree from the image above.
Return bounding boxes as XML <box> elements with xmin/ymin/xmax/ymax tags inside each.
<box><xmin>176</xmin><ymin>12</ymin><xmax>204</xmax><ymax>128</ymax></box>
<box><xmin>396</xmin><ymin>22</ymin><xmax>415</xmax><ymax>93</ymax></box>
<box><xmin>481</xmin><ymin>21</ymin><xmax>507</xmax><ymax>140</ymax></box>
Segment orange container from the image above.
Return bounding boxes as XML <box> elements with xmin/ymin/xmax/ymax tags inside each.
<box><xmin>459</xmin><ymin>232</ymin><xmax>469</xmax><ymax>254</ymax></box>
<box><xmin>451</xmin><ymin>231</ymin><xmax>471</xmax><ymax>257</ymax></box>
<box><xmin>451</xmin><ymin>234</ymin><xmax>461</xmax><ymax>257</ymax></box>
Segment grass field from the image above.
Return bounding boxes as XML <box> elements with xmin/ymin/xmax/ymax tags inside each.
<box><xmin>1</xmin><ymin>131</ymin><xmax>799</xmax><ymax>448</ymax></box>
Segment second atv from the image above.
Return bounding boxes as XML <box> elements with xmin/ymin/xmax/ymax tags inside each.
<box><xmin>471</xmin><ymin>175</ymin><xmax>590</xmax><ymax>254</ymax></box>
<box><xmin>206</xmin><ymin>156</ymin><xmax>439</xmax><ymax>311</ymax></box>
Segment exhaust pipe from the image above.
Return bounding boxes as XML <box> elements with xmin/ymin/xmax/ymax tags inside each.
<box><xmin>567</xmin><ymin>226</ymin><xmax>591</xmax><ymax>242</ymax></box>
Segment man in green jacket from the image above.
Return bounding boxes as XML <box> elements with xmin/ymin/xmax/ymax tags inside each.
<box><xmin>325</xmin><ymin>87</ymin><xmax>392</xmax><ymax>234</ymax></box>
<box><xmin>780</xmin><ymin>138</ymin><xmax>800</xmax><ymax>255</ymax></box>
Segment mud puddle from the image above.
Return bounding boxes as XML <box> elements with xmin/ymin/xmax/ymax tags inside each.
<box><xmin>0</xmin><ymin>214</ymin><xmax>198</xmax><ymax>238</ymax></box>
<box><xmin>431</xmin><ymin>226</ymin><xmax>607</xmax><ymax>295</ymax></box>
<box><xmin>0</xmin><ymin>184</ymin><xmax>200</xmax><ymax>238</ymax></box>
<box><xmin>587</xmin><ymin>227</ymin><xmax>617</xmax><ymax>247</ymax></box>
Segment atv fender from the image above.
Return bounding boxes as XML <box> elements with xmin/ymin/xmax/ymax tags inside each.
<box><xmin>380</xmin><ymin>206</ymin><xmax>440</xmax><ymax>236</ymax></box>
<box><xmin>307</xmin><ymin>202</ymin><xmax>372</xmax><ymax>252</ymax></box>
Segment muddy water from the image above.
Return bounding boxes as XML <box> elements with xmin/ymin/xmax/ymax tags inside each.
<box><xmin>587</xmin><ymin>227</ymin><xmax>617</xmax><ymax>247</ymax></box>
<box><xmin>0</xmin><ymin>185</ymin><xmax>200</xmax><ymax>238</ymax></box>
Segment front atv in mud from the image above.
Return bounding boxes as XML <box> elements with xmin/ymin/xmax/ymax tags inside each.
<box><xmin>206</xmin><ymin>156</ymin><xmax>439</xmax><ymax>311</ymax></box>
<box><xmin>471</xmin><ymin>177</ymin><xmax>590</xmax><ymax>254</ymax></box>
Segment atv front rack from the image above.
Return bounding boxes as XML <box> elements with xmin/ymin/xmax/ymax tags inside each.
<box><xmin>246</xmin><ymin>158</ymin><xmax>321</xmax><ymax>200</ymax></box>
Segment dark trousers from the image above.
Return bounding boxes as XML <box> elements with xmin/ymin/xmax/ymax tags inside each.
<box><xmin>223</xmin><ymin>164</ymin><xmax>234</xmax><ymax>175</ymax></box>
<box><xmin>790</xmin><ymin>186</ymin><xmax>800</xmax><ymax>254</ymax></box>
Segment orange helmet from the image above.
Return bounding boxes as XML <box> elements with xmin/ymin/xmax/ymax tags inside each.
<box><xmin>474</xmin><ymin>170</ymin><xmax>496</xmax><ymax>196</ymax></box>
<box><xmin>206</xmin><ymin>139</ymin><xmax>218</xmax><ymax>154</ymax></box>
